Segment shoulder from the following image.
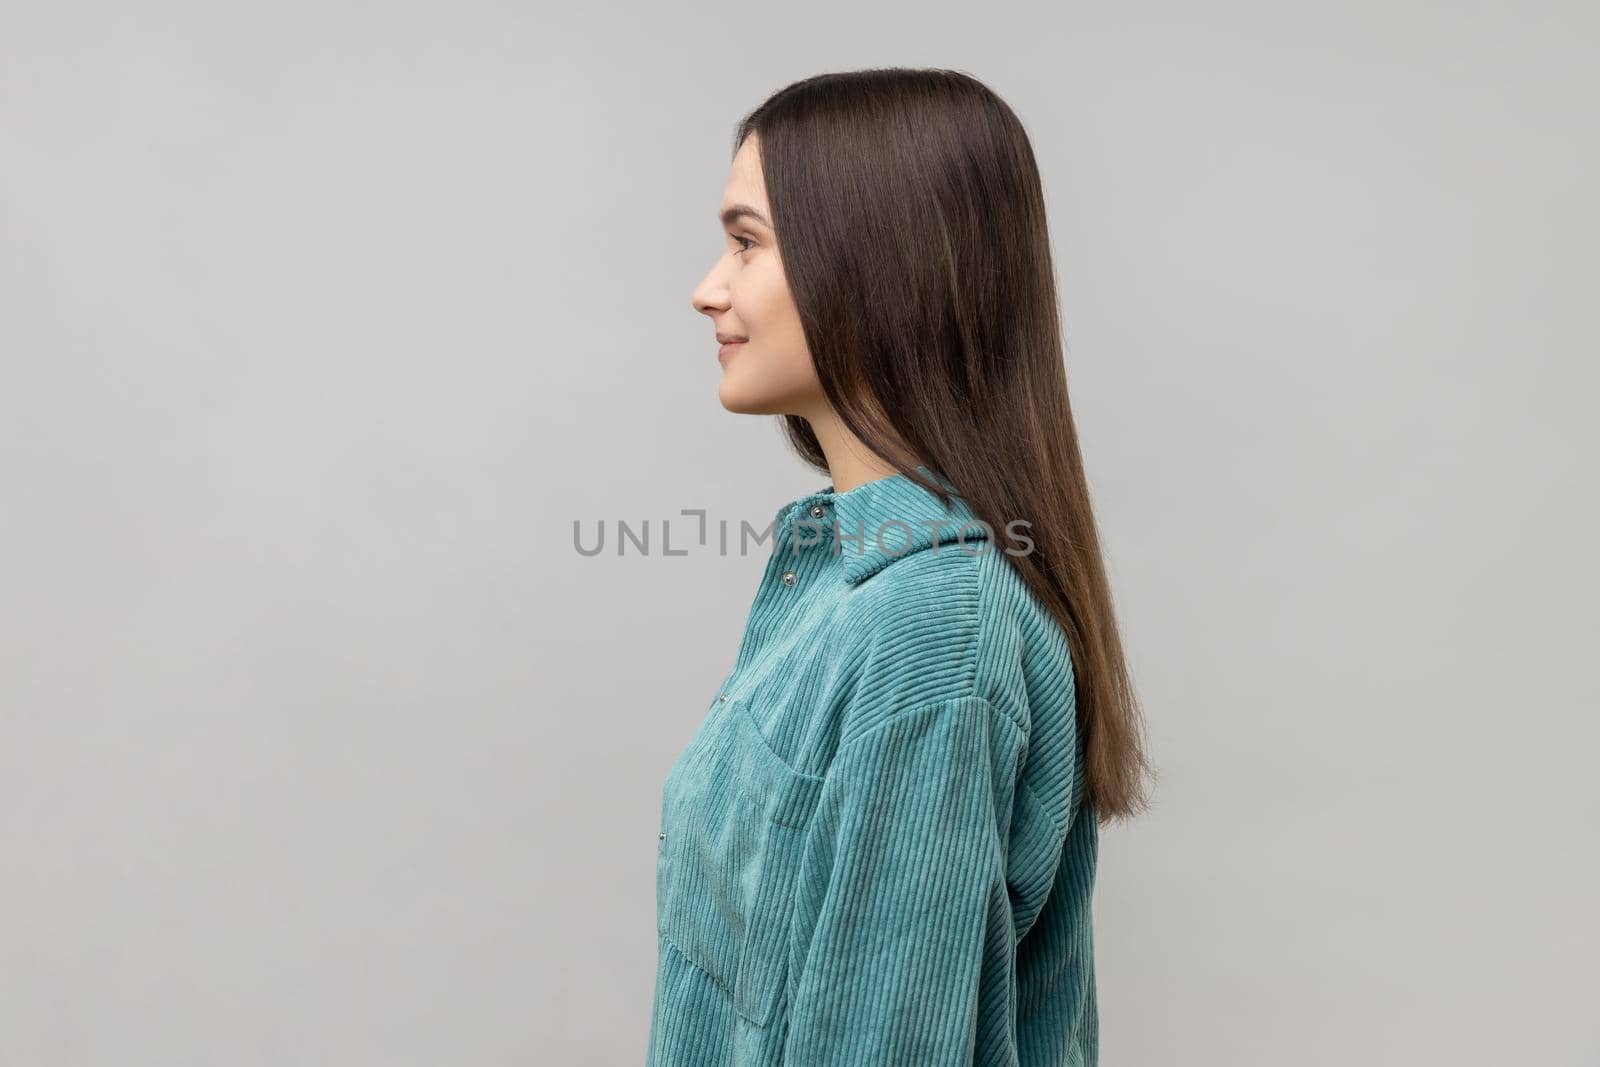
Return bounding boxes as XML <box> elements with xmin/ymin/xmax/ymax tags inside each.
<box><xmin>831</xmin><ymin>539</ymin><xmax>1070</xmax><ymax>748</ymax></box>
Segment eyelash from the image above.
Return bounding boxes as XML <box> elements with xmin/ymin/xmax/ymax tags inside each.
<box><xmin>730</xmin><ymin>234</ymin><xmax>755</xmax><ymax>255</ymax></box>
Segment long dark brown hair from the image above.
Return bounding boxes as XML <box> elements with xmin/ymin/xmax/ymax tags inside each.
<box><xmin>733</xmin><ymin>67</ymin><xmax>1155</xmax><ymax>823</ymax></box>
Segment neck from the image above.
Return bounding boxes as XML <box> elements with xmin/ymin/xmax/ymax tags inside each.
<box><xmin>801</xmin><ymin>405</ymin><xmax>908</xmax><ymax>494</ymax></box>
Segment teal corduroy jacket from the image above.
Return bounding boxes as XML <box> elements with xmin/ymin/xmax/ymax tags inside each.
<box><xmin>647</xmin><ymin>467</ymin><xmax>1097</xmax><ymax>1066</ymax></box>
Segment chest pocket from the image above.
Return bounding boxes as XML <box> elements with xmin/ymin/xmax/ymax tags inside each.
<box><xmin>657</xmin><ymin>695</ymin><xmax>824</xmax><ymax>1028</ymax></box>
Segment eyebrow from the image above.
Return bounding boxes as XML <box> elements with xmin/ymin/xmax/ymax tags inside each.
<box><xmin>720</xmin><ymin>203</ymin><xmax>771</xmax><ymax>229</ymax></box>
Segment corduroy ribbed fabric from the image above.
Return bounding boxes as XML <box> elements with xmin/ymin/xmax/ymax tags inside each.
<box><xmin>646</xmin><ymin>467</ymin><xmax>1097</xmax><ymax>1067</ymax></box>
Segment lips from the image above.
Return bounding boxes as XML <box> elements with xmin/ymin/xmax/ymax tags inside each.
<box><xmin>717</xmin><ymin>339</ymin><xmax>746</xmax><ymax>364</ymax></box>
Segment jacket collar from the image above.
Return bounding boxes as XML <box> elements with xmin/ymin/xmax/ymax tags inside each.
<box><xmin>774</xmin><ymin>465</ymin><xmax>991</xmax><ymax>585</ymax></box>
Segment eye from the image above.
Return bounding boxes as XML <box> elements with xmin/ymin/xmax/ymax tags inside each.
<box><xmin>729</xmin><ymin>234</ymin><xmax>755</xmax><ymax>256</ymax></box>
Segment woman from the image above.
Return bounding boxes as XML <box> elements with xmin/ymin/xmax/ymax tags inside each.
<box><xmin>648</xmin><ymin>67</ymin><xmax>1154</xmax><ymax>1066</ymax></box>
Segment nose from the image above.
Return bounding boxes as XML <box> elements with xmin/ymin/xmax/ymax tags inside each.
<box><xmin>691</xmin><ymin>256</ymin><xmax>731</xmax><ymax>317</ymax></box>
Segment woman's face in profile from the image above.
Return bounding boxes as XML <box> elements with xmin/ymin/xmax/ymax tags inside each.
<box><xmin>691</xmin><ymin>134</ymin><xmax>821</xmax><ymax>417</ymax></box>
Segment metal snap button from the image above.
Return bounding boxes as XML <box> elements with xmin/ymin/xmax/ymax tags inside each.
<box><xmin>809</xmin><ymin>503</ymin><xmax>827</xmax><ymax>518</ymax></box>
<box><xmin>781</xmin><ymin>570</ymin><xmax>797</xmax><ymax>587</ymax></box>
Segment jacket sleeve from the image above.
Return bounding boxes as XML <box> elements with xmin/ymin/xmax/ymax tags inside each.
<box><xmin>780</xmin><ymin>695</ymin><xmax>1025</xmax><ymax>1066</ymax></box>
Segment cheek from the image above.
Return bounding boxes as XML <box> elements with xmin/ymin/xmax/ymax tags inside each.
<box><xmin>746</xmin><ymin>282</ymin><xmax>817</xmax><ymax>388</ymax></box>
<box><xmin>738</xmin><ymin>263</ymin><xmax>799</xmax><ymax>334</ymax></box>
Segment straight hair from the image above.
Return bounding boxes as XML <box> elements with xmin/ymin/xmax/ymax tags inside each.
<box><xmin>733</xmin><ymin>66</ymin><xmax>1155</xmax><ymax>823</ymax></box>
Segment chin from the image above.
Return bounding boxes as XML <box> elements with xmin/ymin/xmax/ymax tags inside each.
<box><xmin>717</xmin><ymin>387</ymin><xmax>773</xmax><ymax>415</ymax></box>
<box><xmin>717</xmin><ymin>378</ymin><xmax>782</xmax><ymax>415</ymax></box>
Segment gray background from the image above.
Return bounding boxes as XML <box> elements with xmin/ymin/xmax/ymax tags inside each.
<box><xmin>2</xmin><ymin>2</ymin><xmax>1596</xmax><ymax>1064</ymax></box>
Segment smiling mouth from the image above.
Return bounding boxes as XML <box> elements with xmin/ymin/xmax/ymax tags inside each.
<box><xmin>718</xmin><ymin>340</ymin><xmax>747</xmax><ymax>364</ymax></box>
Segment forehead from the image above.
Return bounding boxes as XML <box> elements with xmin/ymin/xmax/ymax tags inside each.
<box><xmin>721</xmin><ymin>138</ymin><xmax>767</xmax><ymax>210</ymax></box>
